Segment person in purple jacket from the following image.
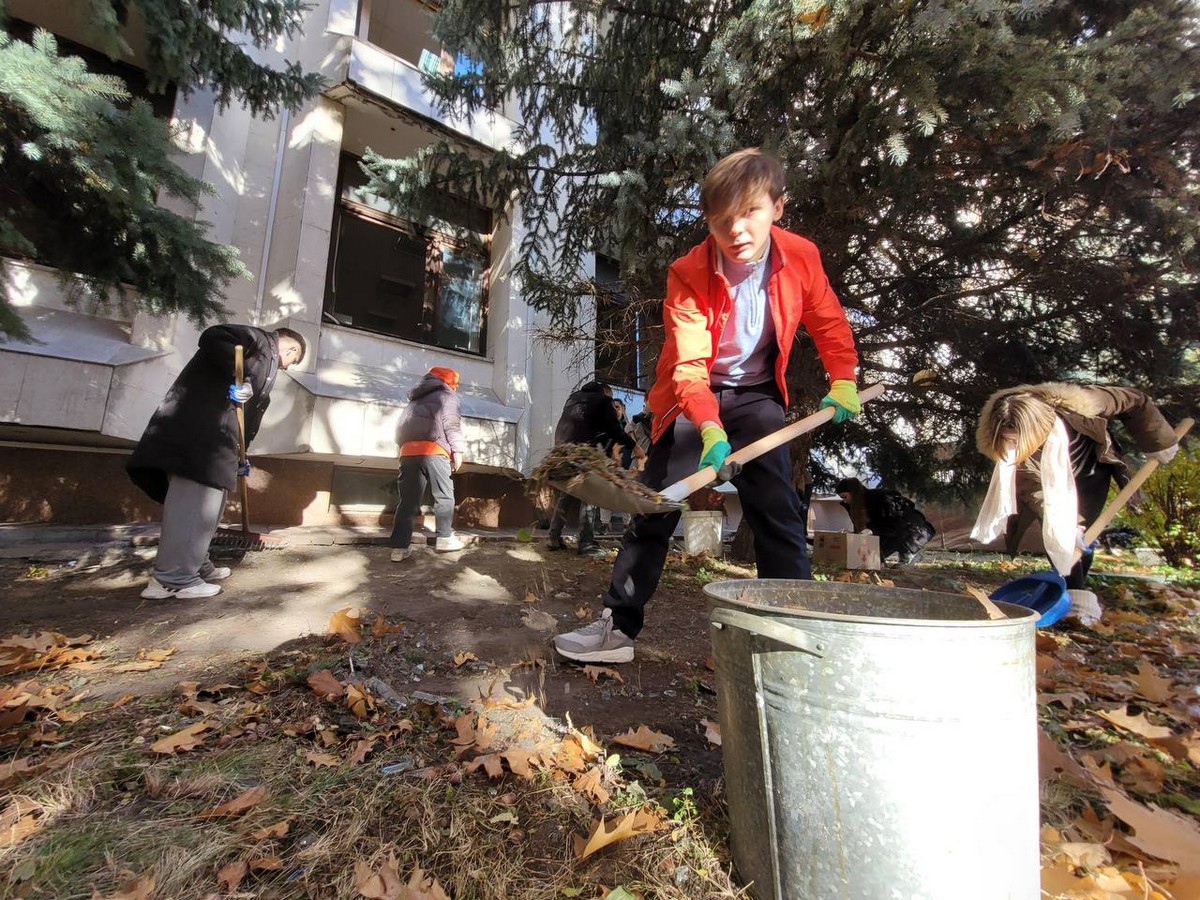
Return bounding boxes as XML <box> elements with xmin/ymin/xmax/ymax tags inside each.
<box><xmin>389</xmin><ymin>366</ymin><xmax>468</xmax><ymax>561</ymax></box>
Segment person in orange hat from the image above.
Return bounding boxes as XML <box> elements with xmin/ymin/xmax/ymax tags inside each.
<box><xmin>389</xmin><ymin>366</ymin><xmax>467</xmax><ymax>560</ymax></box>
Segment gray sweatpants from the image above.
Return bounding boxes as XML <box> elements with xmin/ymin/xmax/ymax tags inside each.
<box><xmin>154</xmin><ymin>475</ymin><xmax>226</xmax><ymax>588</ymax></box>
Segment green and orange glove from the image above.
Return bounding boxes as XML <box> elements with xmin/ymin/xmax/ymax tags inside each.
<box><xmin>699</xmin><ymin>424</ymin><xmax>731</xmax><ymax>473</ymax></box>
<box><xmin>819</xmin><ymin>380</ymin><xmax>861</xmax><ymax>424</ymax></box>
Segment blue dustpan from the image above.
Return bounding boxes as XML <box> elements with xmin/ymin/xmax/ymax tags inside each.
<box><xmin>990</xmin><ymin>571</ymin><xmax>1071</xmax><ymax>627</ymax></box>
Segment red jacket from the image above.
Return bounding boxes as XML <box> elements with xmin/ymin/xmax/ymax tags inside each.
<box><xmin>647</xmin><ymin>226</ymin><xmax>858</xmax><ymax>441</ymax></box>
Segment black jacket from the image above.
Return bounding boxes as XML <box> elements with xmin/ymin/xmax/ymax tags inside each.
<box><xmin>554</xmin><ymin>382</ymin><xmax>634</xmax><ymax>450</ymax></box>
<box><xmin>127</xmin><ymin>325</ymin><xmax>281</xmax><ymax>502</ymax></box>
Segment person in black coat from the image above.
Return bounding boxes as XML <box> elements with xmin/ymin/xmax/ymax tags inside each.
<box><xmin>127</xmin><ymin>324</ymin><xmax>305</xmax><ymax>599</ymax></box>
<box><xmin>548</xmin><ymin>382</ymin><xmax>644</xmax><ymax>554</ymax></box>
<box><xmin>836</xmin><ymin>477</ymin><xmax>936</xmax><ymax>566</ymax></box>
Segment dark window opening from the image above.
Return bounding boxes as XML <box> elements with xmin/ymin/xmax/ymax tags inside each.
<box><xmin>323</xmin><ymin>154</ymin><xmax>492</xmax><ymax>355</ymax></box>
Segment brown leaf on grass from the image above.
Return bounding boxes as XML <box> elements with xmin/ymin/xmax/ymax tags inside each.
<box><xmin>574</xmin><ymin>605</ymin><xmax>591</xmax><ymax>620</ymax></box>
<box><xmin>150</xmin><ymin>721</ymin><xmax>215</xmax><ymax>755</ymax></box>
<box><xmin>524</xmin><ymin>591</ymin><xmax>539</xmax><ymax>604</ymax></box>
<box><xmin>465</xmin><ymin>754</ymin><xmax>504</xmax><ymax>779</ymax></box>
<box><xmin>345</xmin><ymin>684</ymin><xmax>375</xmax><ymax>719</ymax></box>
<box><xmin>198</xmin><ymin>786</ymin><xmax>268</xmax><ymax>819</ymax></box>
<box><xmin>573</xmin><ymin>809</ymin><xmax>665</xmax><ymax>859</ymax></box>
<box><xmin>573</xmin><ymin>766</ymin><xmax>610</xmax><ymax>805</ymax></box>
<box><xmin>401</xmin><ymin>867</ymin><xmax>451</xmax><ymax>900</ymax></box>
<box><xmin>347</xmin><ymin>737</ymin><xmax>378</xmax><ymax>767</ymax></box>
<box><xmin>453</xmin><ymin>651</ymin><xmax>478</xmax><ymax>667</ymax></box>
<box><xmin>249</xmin><ymin>856</ymin><xmax>283</xmax><ymax>872</ymax></box>
<box><xmin>111</xmin><ymin>694</ymin><xmax>137</xmax><ymax>709</ymax></box>
<box><xmin>582</xmin><ymin>665</ymin><xmax>624</xmax><ymax>685</ymax></box>
<box><xmin>1150</xmin><ymin>730</ymin><xmax>1200</xmax><ymax>766</ymax></box>
<box><xmin>1129</xmin><ymin>663</ymin><xmax>1175</xmax><ymax>703</ymax></box>
<box><xmin>701</xmin><ymin>719</ymin><xmax>722</xmax><ymax>746</ymax></box>
<box><xmin>0</xmin><ymin>796</ymin><xmax>43</xmax><ymax>848</ymax></box>
<box><xmin>1097</xmin><ymin>708</ymin><xmax>1174</xmax><ymax>740</ymax></box>
<box><xmin>371</xmin><ymin>616</ymin><xmax>403</xmax><ymax>638</ymax></box>
<box><xmin>247</xmin><ymin>819</ymin><xmax>291</xmax><ymax>840</ymax></box>
<box><xmin>307</xmin><ymin>669</ymin><xmax>344</xmax><ymax>699</ymax></box>
<box><xmin>572</xmin><ymin>726</ymin><xmax>603</xmax><ymax>758</ymax></box>
<box><xmin>304</xmin><ymin>751</ymin><xmax>340</xmax><ymax>768</ymax></box>
<box><xmin>112</xmin><ymin>660</ymin><xmax>165</xmax><ymax>673</ymax></box>
<box><xmin>328</xmin><ymin>607</ymin><xmax>363</xmax><ymax>644</ymax></box>
<box><xmin>177</xmin><ymin>699</ymin><xmax>222</xmax><ymax>717</ymax></box>
<box><xmin>91</xmin><ymin>871</ymin><xmax>155</xmax><ymax>900</ymax></box>
<box><xmin>612</xmin><ymin>726</ymin><xmax>675</xmax><ymax>754</ymax></box>
<box><xmin>501</xmin><ymin>749</ymin><xmax>540</xmax><ymax>779</ymax></box>
<box><xmin>554</xmin><ymin>736</ymin><xmax>588</xmax><ymax>773</ymax></box>
<box><xmin>139</xmin><ymin>648</ymin><xmax>176</xmax><ymax>663</ymax></box>
<box><xmin>1121</xmin><ymin>756</ymin><xmax>1166</xmax><ymax>794</ymax></box>
<box><xmin>1101</xmin><ymin>787</ymin><xmax>1200</xmax><ymax>874</ymax></box>
<box><xmin>216</xmin><ymin>860</ymin><xmax>248</xmax><ymax>892</ymax></box>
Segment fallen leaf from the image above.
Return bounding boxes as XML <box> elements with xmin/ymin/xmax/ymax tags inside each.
<box><xmin>612</xmin><ymin>726</ymin><xmax>675</xmax><ymax>754</ymax></box>
<box><xmin>304</xmin><ymin>751</ymin><xmax>340</xmax><ymax>768</ymax></box>
<box><xmin>1097</xmin><ymin>708</ymin><xmax>1174</xmax><ymax>741</ymax></box>
<box><xmin>328</xmin><ymin>607</ymin><xmax>363</xmax><ymax>644</ymax></box>
<box><xmin>465</xmin><ymin>754</ymin><xmax>504</xmax><ymax>779</ymax></box>
<box><xmin>402</xmin><ymin>867</ymin><xmax>451</xmax><ymax>900</ymax></box>
<box><xmin>453</xmin><ymin>651</ymin><xmax>478</xmax><ymax>667</ymax></box>
<box><xmin>0</xmin><ymin>796</ymin><xmax>43</xmax><ymax>847</ymax></box>
<box><xmin>150</xmin><ymin>721</ymin><xmax>215</xmax><ymax>755</ymax></box>
<box><xmin>573</xmin><ymin>767</ymin><xmax>610</xmax><ymax>805</ymax></box>
<box><xmin>1101</xmin><ymin>787</ymin><xmax>1200</xmax><ymax>874</ymax></box>
<box><xmin>247</xmin><ymin>819</ymin><xmax>291</xmax><ymax>840</ymax></box>
<box><xmin>583</xmin><ymin>665</ymin><xmax>625</xmax><ymax>685</ymax></box>
<box><xmin>216</xmin><ymin>860</ymin><xmax>247</xmax><ymax>892</ymax></box>
<box><xmin>138</xmin><ymin>648</ymin><xmax>176</xmax><ymax>663</ymax></box>
<box><xmin>249</xmin><ymin>856</ymin><xmax>282</xmax><ymax>872</ymax></box>
<box><xmin>355</xmin><ymin>854</ymin><xmax>403</xmax><ymax>899</ymax></box>
<box><xmin>198</xmin><ymin>786</ymin><xmax>268</xmax><ymax>819</ymax></box>
<box><xmin>524</xmin><ymin>591</ymin><xmax>540</xmax><ymax>604</ymax></box>
<box><xmin>575</xmin><ymin>606</ymin><xmax>591</xmax><ymax>620</ymax></box>
<box><xmin>573</xmin><ymin>809</ymin><xmax>664</xmax><ymax>859</ymax></box>
<box><xmin>91</xmin><ymin>871</ymin><xmax>155</xmax><ymax>900</ymax></box>
<box><xmin>520</xmin><ymin>608</ymin><xmax>558</xmax><ymax>632</ymax></box>
<box><xmin>371</xmin><ymin>616</ymin><xmax>403</xmax><ymax>638</ymax></box>
<box><xmin>345</xmin><ymin>683</ymin><xmax>375</xmax><ymax>719</ymax></box>
<box><xmin>111</xmin><ymin>694</ymin><xmax>137</xmax><ymax>709</ymax></box>
<box><xmin>701</xmin><ymin>719</ymin><xmax>722</xmax><ymax>746</ymax></box>
<box><xmin>348</xmin><ymin>737</ymin><xmax>378</xmax><ymax>767</ymax></box>
<box><xmin>307</xmin><ymin>669</ymin><xmax>343</xmax><ymax>698</ymax></box>
<box><xmin>501</xmin><ymin>748</ymin><xmax>539</xmax><ymax>779</ymax></box>
<box><xmin>112</xmin><ymin>660</ymin><xmax>165</xmax><ymax>673</ymax></box>
<box><xmin>1129</xmin><ymin>663</ymin><xmax>1175</xmax><ymax>704</ymax></box>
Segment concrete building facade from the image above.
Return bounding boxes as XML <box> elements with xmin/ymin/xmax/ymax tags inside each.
<box><xmin>0</xmin><ymin>0</ymin><xmax>610</xmax><ymax>529</ymax></box>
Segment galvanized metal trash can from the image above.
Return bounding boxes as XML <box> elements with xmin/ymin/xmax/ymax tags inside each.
<box><xmin>705</xmin><ymin>579</ymin><xmax>1040</xmax><ymax>900</ymax></box>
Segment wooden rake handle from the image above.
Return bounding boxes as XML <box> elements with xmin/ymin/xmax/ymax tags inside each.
<box><xmin>660</xmin><ymin>383</ymin><xmax>887</xmax><ymax>502</ymax></box>
<box><xmin>234</xmin><ymin>345</ymin><xmax>250</xmax><ymax>533</ymax></box>
<box><xmin>1079</xmin><ymin>417</ymin><xmax>1194</xmax><ymax>548</ymax></box>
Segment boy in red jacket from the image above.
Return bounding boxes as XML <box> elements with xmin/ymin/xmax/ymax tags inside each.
<box><xmin>554</xmin><ymin>148</ymin><xmax>860</xmax><ymax>663</ymax></box>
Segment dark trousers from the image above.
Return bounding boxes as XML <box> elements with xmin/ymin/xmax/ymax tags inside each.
<box><xmin>549</xmin><ymin>492</ymin><xmax>596</xmax><ymax>547</ymax></box>
<box><xmin>1007</xmin><ymin>466</ymin><xmax>1111</xmax><ymax>589</ymax></box>
<box><xmin>390</xmin><ymin>455</ymin><xmax>454</xmax><ymax>549</ymax></box>
<box><xmin>605</xmin><ymin>383</ymin><xmax>810</xmax><ymax>638</ymax></box>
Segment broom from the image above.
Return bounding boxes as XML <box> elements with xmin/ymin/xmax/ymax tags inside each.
<box><xmin>210</xmin><ymin>345</ymin><xmax>289</xmax><ymax>551</ymax></box>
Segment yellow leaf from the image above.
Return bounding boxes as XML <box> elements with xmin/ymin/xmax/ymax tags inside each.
<box><xmin>582</xmin><ymin>665</ymin><xmax>624</xmax><ymax>685</ymax></box>
<box><xmin>304</xmin><ymin>751</ymin><xmax>340</xmax><ymax>768</ymax></box>
<box><xmin>1097</xmin><ymin>708</ymin><xmax>1174</xmax><ymax>741</ymax></box>
<box><xmin>149</xmin><ymin>721</ymin><xmax>214</xmax><ymax>755</ymax></box>
<box><xmin>612</xmin><ymin>725</ymin><xmax>675</xmax><ymax>754</ymax></box>
<box><xmin>216</xmin><ymin>860</ymin><xmax>247</xmax><ymax>892</ymax></box>
<box><xmin>573</xmin><ymin>766</ymin><xmax>610</xmax><ymax>805</ymax></box>
<box><xmin>328</xmin><ymin>607</ymin><xmax>363</xmax><ymax>644</ymax></box>
<box><xmin>573</xmin><ymin>809</ymin><xmax>664</xmax><ymax>859</ymax></box>
<box><xmin>701</xmin><ymin>719</ymin><xmax>722</xmax><ymax>746</ymax></box>
<box><xmin>453</xmin><ymin>651</ymin><xmax>478</xmax><ymax>667</ymax></box>
<box><xmin>307</xmin><ymin>669</ymin><xmax>344</xmax><ymax>698</ymax></box>
<box><xmin>198</xmin><ymin>786</ymin><xmax>268</xmax><ymax>819</ymax></box>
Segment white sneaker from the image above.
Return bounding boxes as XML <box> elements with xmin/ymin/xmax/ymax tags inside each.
<box><xmin>141</xmin><ymin>578</ymin><xmax>222</xmax><ymax>600</ymax></box>
<box><xmin>390</xmin><ymin>548</ymin><xmax>412</xmax><ymax>562</ymax></box>
<box><xmin>435</xmin><ymin>534</ymin><xmax>467</xmax><ymax>552</ymax></box>
<box><xmin>552</xmin><ymin>609</ymin><xmax>635</xmax><ymax>663</ymax></box>
<box><xmin>204</xmin><ymin>567</ymin><xmax>232</xmax><ymax>581</ymax></box>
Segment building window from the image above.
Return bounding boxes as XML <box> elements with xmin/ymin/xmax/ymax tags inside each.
<box><xmin>594</xmin><ymin>255</ymin><xmax>660</xmax><ymax>390</ymax></box>
<box><xmin>323</xmin><ymin>154</ymin><xmax>492</xmax><ymax>355</ymax></box>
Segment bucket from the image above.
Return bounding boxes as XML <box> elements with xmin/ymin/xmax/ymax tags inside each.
<box><xmin>682</xmin><ymin>510</ymin><xmax>724</xmax><ymax>557</ymax></box>
<box><xmin>705</xmin><ymin>579</ymin><xmax>1040</xmax><ymax>900</ymax></box>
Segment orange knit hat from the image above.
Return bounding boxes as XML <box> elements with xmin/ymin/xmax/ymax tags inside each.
<box><xmin>429</xmin><ymin>366</ymin><xmax>460</xmax><ymax>390</ymax></box>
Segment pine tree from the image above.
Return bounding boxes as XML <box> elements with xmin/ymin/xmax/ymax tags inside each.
<box><xmin>0</xmin><ymin>0</ymin><xmax>321</xmax><ymax>340</ymax></box>
<box><xmin>363</xmin><ymin>0</ymin><xmax>1199</xmax><ymax>496</ymax></box>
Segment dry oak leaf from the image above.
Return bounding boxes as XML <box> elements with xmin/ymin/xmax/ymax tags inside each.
<box><xmin>501</xmin><ymin>748</ymin><xmax>540</xmax><ymax>779</ymax></box>
<box><xmin>198</xmin><ymin>785</ymin><xmax>269</xmax><ymax>819</ymax></box>
<box><xmin>345</xmin><ymin>683</ymin><xmax>376</xmax><ymax>719</ymax></box>
<box><xmin>355</xmin><ymin>853</ymin><xmax>403</xmax><ymax>898</ymax></box>
<box><xmin>328</xmin><ymin>607</ymin><xmax>363</xmax><ymax>644</ymax></box>
<box><xmin>573</xmin><ymin>808</ymin><xmax>665</xmax><ymax>859</ymax></box>
<box><xmin>247</xmin><ymin>819</ymin><xmax>291</xmax><ymax>840</ymax></box>
<box><xmin>371</xmin><ymin>616</ymin><xmax>403</xmax><ymax>638</ymax></box>
<box><xmin>573</xmin><ymin>766</ymin><xmax>610</xmax><ymax>805</ymax></box>
<box><xmin>216</xmin><ymin>860</ymin><xmax>248</xmax><ymax>893</ymax></box>
<box><xmin>250</xmin><ymin>857</ymin><xmax>283</xmax><ymax>872</ymax></box>
<box><xmin>465</xmin><ymin>754</ymin><xmax>504</xmax><ymax>779</ymax></box>
<box><xmin>0</xmin><ymin>795</ymin><xmax>43</xmax><ymax>848</ymax></box>
<box><xmin>1129</xmin><ymin>662</ymin><xmax>1175</xmax><ymax>704</ymax></box>
<box><xmin>150</xmin><ymin>721</ymin><xmax>215</xmax><ymax>755</ymax></box>
<box><xmin>307</xmin><ymin>669</ymin><xmax>344</xmax><ymax>699</ymax></box>
<box><xmin>583</xmin><ymin>665</ymin><xmax>624</xmax><ymax>685</ymax></box>
<box><xmin>1096</xmin><ymin>708</ymin><xmax>1174</xmax><ymax>741</ymax></box>
<box><xmin>348</xmin><ymin>737</ymin><xmax>379</xmax><ymax>767</ymax></box>
<box><xmin>1100</xmin><ymin>788</ymin><xmax>1200</xmax><ymax>875</ymax></box>
<box><xmin>453</xmin><ymin>651</ymin><xmax>478</xmax><ymax>667</ymax></box>
<box><xmin>612</xmin><ymin>725</ymin><xmax>675</xmax><ymax>754</ymax></box>
<box><xmin>304</xmin><ymin>751</ymin><xmax>340</xmax><ymax>769</ymax></box>
<box><xmin>90</xmin><ymin>871</ymin><xmax>155</xmax><ymax>900</ymax></box>
<box><xmin>701</xmin><ymin>719</ymin><xmax>722</xmax><ymax>746</ymax></box>
<box><xmin>401</xmin><ymin>866</ymin><xmax>451</xmax><ymax>900</ymax></box>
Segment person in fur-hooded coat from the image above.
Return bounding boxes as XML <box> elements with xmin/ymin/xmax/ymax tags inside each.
<box><xmin>974</xmin><ymin>383</ymin><xmax>1179</xmax><ymax>588</ymax></box>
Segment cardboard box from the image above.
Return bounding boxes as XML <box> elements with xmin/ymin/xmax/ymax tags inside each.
<box><xmin>812</xmin><ymin>531</ymin><xmax>881</xmax><ymax>570</ymax></box>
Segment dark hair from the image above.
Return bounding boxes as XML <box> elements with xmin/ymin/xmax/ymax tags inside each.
<box><xmin>835</xmin><ymin>478</ymin><xmax>869</xmax><ymax>532</ymax></box>
<box><xmin>274</xmin><ymin>327</ymin><xmax>306</xmax><ymax>364</ymax></box>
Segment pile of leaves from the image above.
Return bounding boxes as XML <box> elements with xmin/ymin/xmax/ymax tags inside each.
<box><xmin>528</xmin><ymin>444</ymin><xmax>669</xmax><ymax>506</ymax></box>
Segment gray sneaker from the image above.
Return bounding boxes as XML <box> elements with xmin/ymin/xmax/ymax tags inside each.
<box><xmin>553</xmin><ymin>609</ymin><xmax>635</xmax><ymax>663</ymax></box>
<box><xmin>390</xmin><ymin>547</ymin><xmax>412</xmax><ymax>562</ymax></box>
